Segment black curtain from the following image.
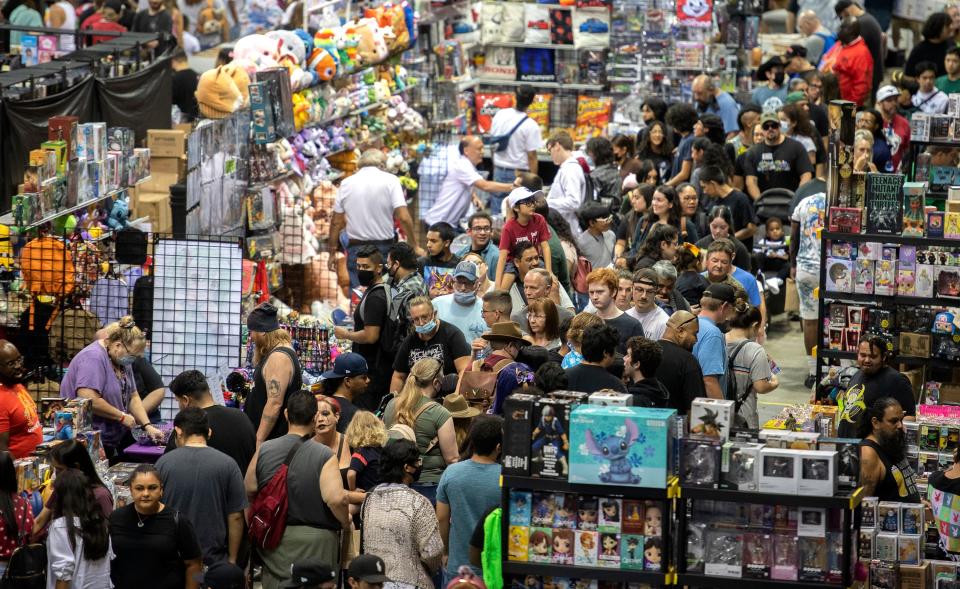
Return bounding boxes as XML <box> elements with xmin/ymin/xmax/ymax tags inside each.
<box><xmin>95</xmin><ymin>56</ymin><xmax>172</xmax><ymax>145</ymax></box>
<box><xmin>1</xmin><ymin>74</ymin><xmax>96</xmax><ymax>210</ymax></box>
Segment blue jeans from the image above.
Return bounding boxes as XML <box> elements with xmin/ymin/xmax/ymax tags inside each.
<box><xmin>490</xmin><ymin>166</ymin><xmax>519</xmax><ymax>215</ymax></box>
<box><xmin>411</xmin><ymin>482</ymin><xmax>438</xmax><ymax>506</ymax></box>
<box><xmin>346</xmin><ymin>240</ymin><xmax>395</xmax><ymax>290</ymax></box>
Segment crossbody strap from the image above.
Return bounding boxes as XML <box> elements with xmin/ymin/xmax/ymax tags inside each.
<box><xmin>728</xmin><ymin>340</ymin><xmax>753</xmax><ymax>409</ymax></box>
<box><xmin>284</xmin><ymin>433</ymin><xmax>312</xmax><ymax>467</ymax></box>
<box><xmin>504</xmin><ymin>115</ymin><xmax>529</xmax><ymax>139</ymax></box>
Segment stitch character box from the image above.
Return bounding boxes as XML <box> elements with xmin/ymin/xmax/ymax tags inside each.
<box><xmin>569</xmin><ymin>405</ymin><xmax>677</xmax><ymax>488</ymax></box>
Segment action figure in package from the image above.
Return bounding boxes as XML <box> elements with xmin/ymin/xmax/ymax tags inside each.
<box><xmin>798</xmin><ymin>536</ymin><xmax>826</xmax><ymax>581</ymax></box>
<box><xmin>531</xmin><ymin>402</ymin><xmax>570</xmax><ymax>477</ymax></box>
<box><xmin>532</xmin><ymin>493</ymin><xmax>556</xmax><ymax>527</ymax></box>
<box><xmin>555</xmin><ymin>494</ymin><xmax>577</xmax><ymax>528</ymax></box>
<box><xmin>686</xmin><ymin>522</ymin><xmax>706</xmax><ymax>572</ymax></box>
<box><xmin>621</xmin><ymin>534</ymin><xmax>644</xmax><ymax>569</ymax></box>
<box><xmin>598</xmin><ymin>498</ymin><xmax>621</xmax><ymax>532</ymax></box>
<box><xmin>771</xmin><ymin>533</ymin><xmax>798</xmax><ymax>580</ymax></box>
<box><xmin>575</xmin><ymin>530</ymin><xmax>598</xmax><ymax>566</ymax></box>
<box><xmin>577</xmin><ymin>496</ymin><xmax>598</xmax><ymax>531</ymax></box>
<box><xmin>826</xmin><ymin>532</ymin><xmax>844</xmax><ymax>582</ymax></box>
<box><xmin>743</xmin><ymin>532</ymin><xmax>772</xmax><ymax>579</ymax></box>
<box><xmin>681</xmin><ymin>438</ymin><xmax>721</xmax><ymax>487</ymax></box>
<box><xmin>622</xmin><ymin>500</ymin><xmax>644</xmax><ymax>534</ymax></box>
<box><xmin>644</xmin><ymin>502</ymin><xmax>663</xmax><ymax>536</ymax></box>
<box><xmin>858</xmin><ymin>529</ymin><xmax>875</xmax><ymax>559</ymax></box>
<box><xmin>552</xmin><ymin>529</ymin><xmax>574</xmax><ymax>564</ymax></box>
<box><xmin>861</xmin><ymin>496</ymin><xmax>878</xmax><ymax>528</ymax></box>
<box><xmin>879</xmin><ymin>502</ymin><xmax>900</xmax><ymax>533</ymax></box>
<box><xmin>598</xmin><ymin>533</ymin><xmax>620</xmax><ymax>567</ymax></box>
<box><xmin>510</xmin><ymin>491</ymin><xmax>532</xmax><ymax>526</ymax></box>
<box><xmin>508</xmin><ymin>526</ymin><xmax>529</xmax><ymax>561</ymax></box>
<box><xmin>704</xmin><ymin>531</ymin><xmax>743</xmax><ymax>577</ymax></box>
<box><xmin>900</xmin><ymin>503</ymin><xmax>923</xmax><ymax>535</ymax></box>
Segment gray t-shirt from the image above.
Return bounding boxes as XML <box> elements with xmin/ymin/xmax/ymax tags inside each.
<box><xmin>577</xmin><ymin>229</ymin><xmax>616</xmax><ymax>270</ymax></box>
<box><xmin>725</xmin><ymin>338</ymin><xmax>772</xmax><ymax>429</ymax></box>
<box><xmin>255</xmin><ymin>435</ymin><xmax>340</xmax><ymax>530</ymax></box>
<box><xmin>156</xmin><ymin>446</ymin><xmax>248</xmax><ymax>565</ymax></box>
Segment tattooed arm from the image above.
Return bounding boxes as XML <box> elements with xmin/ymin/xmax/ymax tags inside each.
<box><xmin>256</xmin><ymin>350</ymin><xmax>293</xmax><ymax>443</ymax></box>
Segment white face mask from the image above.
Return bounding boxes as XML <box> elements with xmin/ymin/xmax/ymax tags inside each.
<box><xmin>780</xmin><ymin>120</ymin><xmax>790</xmax><ymax>133</ymax></box>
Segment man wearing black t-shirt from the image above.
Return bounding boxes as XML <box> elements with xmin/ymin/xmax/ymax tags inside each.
<box><xmin>837</xmin><ymin>336</ymin><xmax>916</xmax><ymax>438</ymax></box>
<box><xmin>742</xmin><ymin>112</ymin><xmax>814</xmax><ymax>200</ymax></box>
<box><xmin>655</xmin><ymin>311</ymin><xmax>706</xmax><ymax>415</ymax></box>
<box><xmin>389</xmin><ymin>297</ymin><xmax>471</xmax><ymax>394</ymax></box>
<box><xmin>165</xmin><ymin>369</ymin><xmax>256</xmax><ymax>476</ymax></box>
<box><xmin>334</xmin><ymin>245</ymin><xmax>392</xmax><ymax>410</ymax></box>
<box><xmin>170</xmin><ymin>50</ymin><xmax>199</xmax><ymax>123</ymax></box>
<box><xmin>699</xmin><ymin>165</ymin><xmax>758</xmax><ymax>249</ymax></box>
<box><xmin>586</xmin><ymin>268</ymin><xmax>644</xmax><ymax>354</ymax></box>
<box><xmin>565</xmin><ymin>324</ymin><xmax>628</xmax><ymax>394</ymax></box>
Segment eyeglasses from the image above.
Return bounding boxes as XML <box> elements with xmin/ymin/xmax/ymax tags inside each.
<box><xmin>471</xmin><ymin>226</ymin><xmax>492</xmax><ymax>233</ymax></box>
<box><xmin>481</xmin><ymin>308</ymin><xmax>499</xmax><ymax>316</ymax></box>
<box><xmin>676</xmin><ymin>316</ymin><xmax>698</xmax><ymax>329</ymax></box>
<box><xmin>762</xmin><ymin>122</ymin><xmax>779</xmax><ymax>131</ymax></box>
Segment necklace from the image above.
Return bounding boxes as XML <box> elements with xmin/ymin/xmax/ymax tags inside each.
<box><xmin>135</xmin><ymin>511</ymin><xmax>146</xmax><ymax>528</ymax></box>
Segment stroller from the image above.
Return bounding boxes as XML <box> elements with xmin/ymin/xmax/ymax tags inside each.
<box><xmin>752</xmin><ymin>188</ymin><xmax>794</xmax><ymax>317</ymax></box>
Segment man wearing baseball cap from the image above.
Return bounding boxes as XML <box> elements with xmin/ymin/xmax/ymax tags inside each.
<box><xmin>195</xmin><ymin>561</ymin><xmax>245</xmax><ymax>589</ymax></box>
<box><xmin>694</xmin><ymin>282</ymin><xmax>739</xmax><ymax>400</ymax></box>
<box><xmin>280</xmin><ymin>561</ymin><xmax>338</xmax><ymax>589</ymax></box>
<box><xmin>783</xmin><ymin>45</ymin><xmax>815</xmax><ymax>76</ymax></box>
<box><xmin>433</xmin><ymin>260</ymin><xmax>487</xmax><ymax>342</ymax></box>
<box><xmin>875</xmin><ymin>84</ymin><xmax>910</xmax><ymax>172</ymax></box>
<box><xmin>347</xmin><ymin>554</ymin><xmax>391</xmax><ymax>589</ymax></box>
<box><xmin>320</xmin><ymin>352</ymin><xmax>369</xmax><ymax>433</ymax></box>
<box><xmin>741</xmin><ymin>111</ymin><xmax>814</xmax><ymax>200</ymax></box>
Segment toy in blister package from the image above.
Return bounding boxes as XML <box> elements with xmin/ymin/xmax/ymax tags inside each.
<box><xmin>704</xmin><ymin>530</ymin><xmax>743</xmax><ymax>578</ymax></box>
<box><xmin>686</xmin><ymin>522</ymin><xmax>706</xmax><ymax>573</ymax></box>
<box><xmin>826</xmin><ymin>532</ymin><xmax>844</xmax><ymax>583</ymax></box>
<box><xmin>577</xmin><ymin>495</ymin><xmax>598</xmax><ymax>531</ymax></box>
<box><xmin>874</xmin><ymin>533</ymin><xmax>897</xmax><ymax>561</ymax></box>
<box><xmin>900</xmin><ymin>503</ymin><xmax>923</xmax><ymax>535</ymax></box>
<box><xmin>720</xmin><ymin>441</ymin><xmax>761</xmax><ymax>491</ymax></box>
<box><xmin>681</xmin><ymin>437</ymin><xmax>721</xmax><ymax>487</ymax></box>
<box><xmin>575</xmin><ymin>530</ymin><xmax>598</xmax><ymax>566</ymax></box>
<box><xmin>771</xmin><ymin>533</ymin><xmax>798</xmax><ymax>580</ymax></box>
<box><xmin>743</xmin><ymin>532</ymin><xmax>772</xmax><ymax>579</ymax></box>
<box><xmin>878</xmin><ymin>501</ymin><xmax>900</xmax><ymax>533</ymax></box>
<box><xmin>858</xmin><ymin>528</ymin><xmax>875</xmax><ymax>560</ymax></box>
<box><xmin>508</xmin><ymin>525</ymin><xmax>529</xmax><ymax>561</ymax></box>
<box><xmin>861</xmin><ymin>496</ymin><xmax>878</xmax><ymax>528</ymax></box>
<box><xmin>798</xmin><ymin>537</ymin><xmax>826</xmax><ymax>582</ymax></box>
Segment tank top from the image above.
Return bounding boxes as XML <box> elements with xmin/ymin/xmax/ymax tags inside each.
<box><xmin>861</xmin><ymin>438</ymin><xmax>920</xmax><ymax>502</ymax></box>
<box><xmin>244</xmin><ymin>347</ymin><xmax>303</xmax><ymax>441</ymax></box>
<box><xmin>46</xmin><ymin>1</ymin><xmax>77</xmax><ymax>51</ymax></box>
<box><xmin>256</xmin><ymin>435</ymin><xmax>340</xmax><ymax>530</ymax></box>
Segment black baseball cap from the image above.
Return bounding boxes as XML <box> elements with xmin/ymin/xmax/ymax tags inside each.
<box><xmin>348</xmin><ymin>554</ymin><xmax>391</xmax><ymax>583</ymax></box>
<box><xmin>279</xmin><ymin>562</ymin><xmax>338</xmax><ymax>588</ymax></box>
<box><xmin>703</xmin><ymin>282</ymin><xmax>737</xmax><ymax>305</ymax></box>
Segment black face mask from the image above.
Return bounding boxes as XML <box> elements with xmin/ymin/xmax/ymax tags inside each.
<box><xmin>408</xmin><ymin>463</ymin><xmax>423</xmax><ymax>483</ymax></box>
<box><xmin>773</xmin><ymin>71</ymin><xmax>785</xmax><ymax>86</ymax></box>
<box><xmin>357</xmin><ymin>270</ymin><xmax>376</xmax><ymax>287</ymax></box>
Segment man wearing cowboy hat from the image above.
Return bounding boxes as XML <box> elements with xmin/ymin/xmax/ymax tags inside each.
<box><xmin>437</xmin><ymin>414</ymin><xmax>504</xmax><ymax>583</ymax></box>
<box><xmin>477</xmin><ymin>322</ymin><xmax>530</xmax><ymax>371</ymax></box>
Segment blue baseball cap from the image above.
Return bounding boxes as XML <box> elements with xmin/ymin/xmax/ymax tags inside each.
<box><xmin>453</xmin><ymin>260</ymin><xmax>479</xmax><ymax>282</ymax></box>
<box><xmin>321</xmin><ymin>352</ymin><xmax>368</xmax><ymax>379</ymax></box>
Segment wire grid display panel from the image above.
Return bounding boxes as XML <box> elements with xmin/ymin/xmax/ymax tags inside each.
<box><xmin>151</xmin><ymin>237</ymin><xmax>243</xmax><ymax>421</ymax></box>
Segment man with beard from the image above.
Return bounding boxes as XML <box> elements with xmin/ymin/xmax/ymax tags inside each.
<box><xmin>623</xmin><ymin>337</ymin><xmax>670</xmax><ymax>408</ymax></box>
<box><xmin>244</xmin><ymin>303</ymin><xmax>302</xmax><ymax>443</ymax></box>
<box><xmin>692</xmin><ymin>74</ymin><xmax>741</xmax><ymax>138</ymax></box>
<box><xmin>859</xmin><ymin>397</ymin><xmax>920</xmax><ymax>502</ymax></box>
<box><xmin>655</xmin><ymin>311</ymin><xmax>705</xmax><ymax>414</ymax></box>
<box><xmin>837</xmin><ymin>334</ymin><xmax>916</xmax><ymax>438</ymax></box>
<box><xmin>0</xmin><ymin>341</ymin><xmax>41</xmax><ymax>457</ymax></box>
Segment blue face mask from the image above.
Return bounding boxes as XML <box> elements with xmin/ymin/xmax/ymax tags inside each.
<box><xmin>454</xmin><ymin>292</ymin><xmax>476</xmax><ymax>306</ymax></box>
<box><xmin>415</xmin><ymin>320</ymin><xmax>437</xmax><ymax>335</ymax></box>
<box><xmin>118</xmin><ymin>355</ymin><xmax>136</xmax><ymax>367</ymax></box>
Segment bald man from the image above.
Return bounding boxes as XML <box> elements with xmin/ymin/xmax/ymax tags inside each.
<box><xmin>797</xmin><ymin>10</ymin><xmax>837</xmax><ymax>65</ymax></box>
<box><xmin>691</xmin><ymin>75</ymin><xmax>741</xmax><ymax>137</ymax></box>
<box><xmin>655</xmin><ymin>312</ymin><xmax>706</xmax><ymax>415</ymax></box>
<box><xmin>0</xmin><ymin>341</ymin><xmax>41</xmax><ymax>458</ymax></box>
<box><xmin>424</xmin><ymin>136</ymin><xmax>516</xmax><ymax>227</ymax></box>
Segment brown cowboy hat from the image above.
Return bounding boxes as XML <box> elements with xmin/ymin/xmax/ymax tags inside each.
<box><xmin>443</xmin><ymin>393</ymin><xmax>482</xmax><ymax>418</ymax></box>
<box><xmin>482</xmin><ymin>321</ymin><xmax>531</xmax><ymax>346</ymax></box>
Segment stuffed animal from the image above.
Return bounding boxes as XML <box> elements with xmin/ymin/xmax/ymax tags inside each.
<box><xmin>107</xmin><ymin>196</ymin><xmax>130</xmax><ymax>230</ymax></box>
<box><xmin>197</xmin><ymin>0</ymin><xmax>228</xmax><ymax>39</ymax></box>
<box><xmin>307</xmin><ymin>46</ymin><xmax>337</xmax><ymax>81</ymax></box>
<box><xmin>231</xmin><ymin>34</ymin><xmax>280</xmax><ymax>74</ymax></box>
<box><xmin>266</xmin><ymin>30</ymin><xmax>304</xmax><ymax>64</ymax></box>
<box><xmin>220</xmin><ymin>63</ymin><xmax>250</xmax><ymax>106</ymax></box>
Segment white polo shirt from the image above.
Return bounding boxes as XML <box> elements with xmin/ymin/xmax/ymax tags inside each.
<box><xmin>334</xmin><ymin>166</ymin><xmax>407</xmax><ymax>241</ymax></box>
<box><xmin>490</xmin><ymin>107</ymin><xmax>542</xmax><ymax>170</ymax></box>
<box><xmin>424</xmin><ymin>155</ymin><xmax>482</xmax><ymax>226</ymax></box>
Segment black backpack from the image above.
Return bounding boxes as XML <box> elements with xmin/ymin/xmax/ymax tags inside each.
<box><xmin>114</xmin><ymin>227</ymin><xmax>148</xmax><ymax>265</ymax></box>
<box><xmin>727</xmin><ymin>340</ymin><xmax>754</xmax><ymax>429</ymax></box>
<box><xmin>1</xmin><ymin>500</ymin><xmax>46</xmax><ymax>589</ymax></box>
<box><xmin>358</xmin><ymin>283</ymin><xmax>414</xmax><ymax>359</ymax></box>
<box><xmin>575</xmin><ymin>157</ymin><xmax>598</xmax><ymax>204</ymax></box>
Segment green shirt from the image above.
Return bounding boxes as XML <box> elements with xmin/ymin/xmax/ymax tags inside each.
<box><xmin>936</xmin><ymin>75</ymin><xmax>960</xmax><ymax>94</ymax></box>
<box><xmin>384</xmin><ymin>395</ymin><xmax>451</xmax><ymax>484</ymax></box>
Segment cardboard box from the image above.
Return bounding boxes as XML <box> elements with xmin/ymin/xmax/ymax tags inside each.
<box><xmin>502</xmin><ymin>393</ymin><xmax>535</xmax><ymax>476</ymax></box>
<box><xmin>797</xmin><ymin>450</ymin><xmax>837</xmax><ymax>496</ymax></box>
<box><xmin>900</xmin><ymin>562</ymin><xmax>929</xmax><ymax>589</ymax></box>
<box><xmin>150</xmin><ymin>156</ymin><xmax>185</xmax><ymax>179</ymax></box>
<box><xmin>147</xmin><ymin>129</ymin><xmax>186</xmax><ymax>157</ymax></box>
<box><xmin>136</xmin><ymin>191</ymin><xmax>171</xmax><ymax>234</ymax></box>
<box><xmin>141</xmin><ymin>172</ymin><xmax>179</xmax><ymax>194</ymax></box>
<box><xmin>532</xmin><ymin>397</ymin><xmax>573</xmax><ymax>479</ymax></box>
<box><xmin>690</xmin><ymin>398</ymin><xmax>735</xmax><ymax>442</ymax></box>
<box><xmin>48</xmin><ymin>115</ymin><xmax>78</xmax><ymax>160</ymax></box>
<box><xmin>759</xmin><ymin>448</ymin><xmax>799</xmax><ymax>494</ymax></box>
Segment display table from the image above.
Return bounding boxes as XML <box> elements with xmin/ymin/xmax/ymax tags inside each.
<box><xmin>123</xmin><ymin>441</ymin><xmax>165</xmax><ymax>462</ymax></box>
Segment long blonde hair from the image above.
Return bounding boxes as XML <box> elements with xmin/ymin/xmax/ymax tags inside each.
<box><xmin>103</xmin><ymin>316</ymin><xmax>146</xmax><ymax>354</ymax></box>
<box><xmin>252</xmin><ymin>328</ymin><xmax>293</xmax><ymax>364</ymax></box>
<box><xmin>396</xmin><ymin>358</ymin><xmax>442</xmax><ymax>427</ymax></box>
<box><xmin>345</xmin><ymin>410</ymin><xmax>387</xmax><ymax>448</ymax></box>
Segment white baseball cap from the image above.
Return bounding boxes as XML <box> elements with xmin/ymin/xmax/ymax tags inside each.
<box><xmin>876</xmin><ymin>85</ymin><xmax>899</xmax><ymax>102</ymax></box>
<box><xmin>506</xmin><ymin>187</ymin><xmax>543</xmax><ymax>208</ymax></box>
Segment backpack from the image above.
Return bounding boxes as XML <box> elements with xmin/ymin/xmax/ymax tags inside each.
<box><xmin>358</xmin><ymin>282</ymin><xmax>417</xmax><ymax>359</ymax></box>
<box><xmin>483</xmin><ymin>115</ymin><xmax>529</xmax><ymax>153</ymax></box>
<box><xmin>387</xmin><ymin>401</ymin><xmax>439</xmax><ymax>454</ymax></box>
<box><xmin>575</xmin><ymin>157</ymin><xmax>597</xmax><ymax>204</ymax></box>
<box><xmin>247</xmin><ymin>434</ymin><xmax>309</xmax><ymax>551</ymax></box>
<box><xmin>571</xmin><ymin>254</ymin><xmax>593</xmax><ymax>294</ymax></box>
<box><xmin>480</xmin><ymin>508</ymin><xmax>502</xmax><ymax>589</ymax></box>
<box><xmin>1</xmin><ymin>497</ymin><xmax>46</xmax><ymax>589</ymax></box>
<box><xmin>455</xmin><ymin>357</ymin><xmax>513</xmax><ymax>413</ymax></box>
<box><xmin>726</xmin><ymin>340</ymin><xmax>753</xmax><ymax>430</ymax></box>
<box><xmin>131</xmin><ymin>275</ymin><xmax>154</xmax><ymax>336</ymax></box>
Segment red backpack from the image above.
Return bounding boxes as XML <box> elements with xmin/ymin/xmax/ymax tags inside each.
<box><xmin>247</xmin><ymin>435</ymin><xmax>309</xmax><ymax>551</ymax></box>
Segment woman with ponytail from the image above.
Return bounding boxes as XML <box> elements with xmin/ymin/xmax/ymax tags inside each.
<box><xmin>725</xmin><ymin>304</ymin><xmax>779</xmax><ymax>429</ymax></box>
<box><xmin>382</xmin><ymin>358</ymin><xmax>458</xmax><ymax>504</ymax></box>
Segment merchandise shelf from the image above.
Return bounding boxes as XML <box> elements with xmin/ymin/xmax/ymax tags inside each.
<box><xmin>819</xmin><ymin>349</ymin><xmax>957</xmax><ymax>369</ymax></box>
<box><xmin>0</xmin><ymin>183</ymin><xmax>139</xmax><ymax>230</ymax></box>
<box><xmin>676</xmin><ymin>573</ymin><xmax>844</xmax><ymax>589</ymax></box>
<box><xmin>484</xmin><ymin>41</ymin><xmax>606</xmax><ymax>50</ymax></box>
<box><xmin>503</xmin><ymin>561</ymin><xmax>668</xmax><ymax>583</ymax></box>
<box><xmin>821</xmin><ymin>230</ymin><xmax>960</xmax><ymax>248</ymax></box>
<box><xmin>820</xmin><ymin>290</ymin><xmax>943</xmax><ymax>307</ymax></box>
<box><xmin>477</xmin><ymin>78</ymin><xmax>605</xmax><ymax>91</ymax></box>
<box><xmin>679</xmin><ymin>485</ymin><xmax>864</xmax><ymax>510</ymax></box>
<box><xmin>502</xmin><ymin>474</ymin><xmax>677</xmax><ymax>499</ymax></box>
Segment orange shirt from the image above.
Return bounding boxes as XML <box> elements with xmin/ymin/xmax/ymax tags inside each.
<box><xmin>0</xmin><ymin>383</ymin><xmax>42</xmax><ymax>458</ymax></box>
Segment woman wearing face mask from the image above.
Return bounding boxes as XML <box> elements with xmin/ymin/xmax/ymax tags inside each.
<box><xmin>360</xmin><ymin>439</ymin><xmax>443</xmax><ymax>589</ymax></box>
<box><xmin>382</xmin><ymin>358</ymin><xmax>459</xmax><ymax>504</ymax></box>
<box><xmin>60</xmin><ymin>316</ymin><xmax>164</xmax><ymax>462</ymax></box>
<box><xmin>695</xmin><ymin>206</ymin><xmax>753</xmax><ymax>272</ymax></box>
<box><xmin>779</xmin><ymin>104</ymin><xmax>823</xmax><ymax>176</ymax></box>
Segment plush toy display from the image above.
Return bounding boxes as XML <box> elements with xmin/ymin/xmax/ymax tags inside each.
<box><xmin>107</xmin><ymin>196</ymin><xmax>130</xmax><ymax>230</ymax></box>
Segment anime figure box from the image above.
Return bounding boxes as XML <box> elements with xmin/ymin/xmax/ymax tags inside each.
<box><xmin>569</xmin><ymin>405</ymin><xmax>677</xmax><ymax>488</ymax></box>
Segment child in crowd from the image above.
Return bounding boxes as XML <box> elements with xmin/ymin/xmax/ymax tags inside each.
<box><xmin>495</xmin><ymin>186</ymin><xmax>552</xmax><ymax>291</ymax></box>
<box><xmin>674</xmin><ymin>243</ymin><xmax>709</xmax><ymax>307</ymax></box>
<box><xmin>753</xmin><ymin>217</ymin><xmax>790</xmax><ymax>294</ymax></box>
<box><xmin>82</xmin><ymin>0</ymin><xmax>128</xmax><ymax>45</ymax></box>
<box><xmin>346</xmin><ymin>410</ymin><xmax>387</xmax><ymax>493</ymax></box>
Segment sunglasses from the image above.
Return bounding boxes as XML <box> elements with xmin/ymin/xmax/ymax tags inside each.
<box><xmin>762</xmin><ymin>122</ymin><xmax>779</xmax><ymax>130</ymax></box>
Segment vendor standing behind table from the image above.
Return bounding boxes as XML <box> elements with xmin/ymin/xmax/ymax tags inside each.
<box><xmin>93</xmin><ymin>327</ymin><xmax>165</xmax><ymax>424</ymax></box>
<box><xmin>60</xmin><ymin>316</ymin><xmax>164</xmax><ymax>462</ymax></box>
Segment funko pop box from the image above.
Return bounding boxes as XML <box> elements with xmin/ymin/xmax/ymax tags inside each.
<box><xmin>569</xmin><ymin>405</ymin><xmax>677</xmax><ymax>488</ymax></box>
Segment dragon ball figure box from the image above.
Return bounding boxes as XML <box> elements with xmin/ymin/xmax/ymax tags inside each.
<box><xmin>569</xmin><ymin>405</ymin><xmax>677</xmax><ymax>489</ymax></box>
